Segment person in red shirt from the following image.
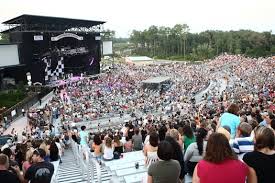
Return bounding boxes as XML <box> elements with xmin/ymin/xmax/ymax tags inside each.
<box><xmin>192</xmin><ymin>133</ymin><xmax>253</xmax><ymax>183</ymax></box>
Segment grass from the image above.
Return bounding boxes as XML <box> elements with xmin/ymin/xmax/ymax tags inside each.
<box><xmin>0</xmin><ymin>90</ymin><xmax>27</xmax><ymax>108</ymax></box>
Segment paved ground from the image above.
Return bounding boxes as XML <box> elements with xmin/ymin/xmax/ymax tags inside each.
<box><xmin>3</xmin><ymin>91</ymin><xmax>54</xmax><ymax>140</ymax></box>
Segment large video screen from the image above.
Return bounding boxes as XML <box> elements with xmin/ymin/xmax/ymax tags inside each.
<box><xmin>102</xmin><ymin>41</ymin><xmax>113</xmax><ymax>55</ymax></box>
<box><xmin>0</xmin><ymin>44</ymin><xmax>20</xmax><ymax>67</ymax></box>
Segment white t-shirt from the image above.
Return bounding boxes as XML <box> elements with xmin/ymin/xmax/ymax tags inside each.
<box><xmin>55</xmin><ymin>142</ymin><xmax>62</xmax><ymax>156</ymax></box>
<box><xmin>103</xmin><ymin>146</ymin><xmax>114</xmax><ymax>160</ymax></box>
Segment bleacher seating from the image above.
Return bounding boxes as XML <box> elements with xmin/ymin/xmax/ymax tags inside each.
<box><xmin>54</xmin><ymin>142</ymin><xmax>195</xmax><ymax>183</ymax></box>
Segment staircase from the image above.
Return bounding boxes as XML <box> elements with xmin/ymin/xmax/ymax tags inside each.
<box><xmin>56</xmin><ymin>148</ymin><xmax>112</xmax><ymax>183</ymax></box>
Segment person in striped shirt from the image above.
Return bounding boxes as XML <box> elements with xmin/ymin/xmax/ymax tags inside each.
<box><xmin>230</xmin><ymin>123</ymin><xmax>254</xmax><ymax>158</ymax></box>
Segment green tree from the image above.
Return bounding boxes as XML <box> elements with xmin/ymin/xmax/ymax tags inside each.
<box><xmin>0</xmin><ymin>33</ymin><xmax>9</xmax><ymax>43</ymax></box>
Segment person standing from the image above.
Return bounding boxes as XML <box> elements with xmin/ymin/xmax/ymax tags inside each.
<box><xmin>219</xmin><ymin>103</ymin><xmax>240</xmax><ymax>138</ymax></box>
<box><xmin>79</xmin><ymin>126</ymin><xmax>89</xmax><ymax>163</ymax></box>
<box><xmin>25</xmin><ymin>148</ymin><xmax>54</xmax><ymax>183</ymax></box>
<box><xmin>22</xmin><ymin>108</ymin><xmax>25</xmax><ymax>117</ymax></box>
<box><xmin>132</xmin><ymin>128</ymin><xmax>143</xmax><ymax>151</ymax></box>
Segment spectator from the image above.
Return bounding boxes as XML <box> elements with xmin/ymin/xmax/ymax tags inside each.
<box><xmin>2</xmin><ymin>148</ymin><xmax>19</xmax><ymax>175</ymax></box>
<box><xmin>128</xmin><ymin>123</ymin><xmax>134</xmax><ymax>139</ymax></box>
<box><xmin>0</xmin><ymin>154</ymin><xmax>20</xmax><ymax>183</ymax></box>
<box><xmin>192</xmin><ymin>133</ymin><xmax>249</xmax><ymax>183</ymax></box>
<box><xmin>39</xmin><ymin>141</ymin><xmax>50</xmax><ymax>162</ymax></box>
<box><xmin>217</xmin><ymin>126</ymin><xmax>231</xmax><ymax>141</ymax></box>
<box><xmin>49</xmin><ymin>141</ymin><xmax>59</xmax><ymax>162</ymax></box>
<box><xmin>220</xmin><ymin>103</ymin><xmax>241</xmax><ymax>138</ymax></box>
<box><xmin>165</xmin><ymin>136</ymin><xmax>185</xmax><ymax>180</ymax></box>
<box><xmin>92</xmin><ymin>134</ymin><xmax>102</xmax><ymax>161</ymax></box>
<box><xmin>259</xmin><ymin>112</ymin><xmax>275</xmax><ymax>128</ymax></box>
<box><xmin>71</xmin><ymin>131</ymin><xmax>78</xmax><ymax>143</ymax></box>
<box><xmin>113</xmin><ymin>135</ymin><xmax>123</xmax><ymax>154</ymax></box>
<box><xmin>147</xmin><ymin>140</ymin><xmax>181</xmax><ymax>183</ymax></box>
<box><xmin>158</xmin><ymin>124</ymin><xmax>167</xmax><ymax>141</ymax></box>
<box><xmin>144</xmin><ymin>132</ymin><xmax>159</xmax><ymax>167</ymax></box>
<box><xmin>243</xmin><ymin>126</ymin><xmax>275</xmax><ymax>183</ymax></box>
<box><xmin>55</xmin><ymin>138</ymin><xmax>63</xmax><ymax>162</ymax></box>
<box><xmin>22</xmin><ymin>148</ymin><xmax>34</xmax><ymax>176</ymax></box>
<box><xmin>103</xmin><ymin>137</ymin><xmax>114</xmax><ymax>161</ymax></box>
<box><xmin>132</xmin><ymin>128</ymin><xmax>143</xmax><ymax>151</ymax></box>
<box><xmin>79</xmin><ymin>126</ymin><xmax>89</xmax><ymax>163</ymax></box>
<box><xmin>124</xmin><ymin>136</ymin><xmax>133</xmax><ymax>152</ymax></box>
<box><xmin>184</xmin><ymin>128</ymin><xmax>208</xmax><ymax>175</ymax></box>
<box><xmin>166</xmin><ymin>128</ymin><xmax>183</xmax><ymax>149</ymax></box>
<box><xmin>231</xmin><ymin>122</ymin><xmax>254</xmax><ymax>157</ymax></box>
<box><xmin>182</xmin><ymin>125</ymin><xmax>195</xmax><ymax>151</ymax></box>
<box><xmin>25</xmin><ymin>148</ymin><xmax>54</xmax><ymax>183</ymax></box>
<box><xmin>144</xmin><ymin>127</ymin><xmax>156</xmax><ymax>146</ymax></box>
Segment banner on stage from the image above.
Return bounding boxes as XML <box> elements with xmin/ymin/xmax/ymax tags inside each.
<box><xmin>51</xmin><ymin>33</ymin><xmax>83</xmax><ymax>41</ymax></box>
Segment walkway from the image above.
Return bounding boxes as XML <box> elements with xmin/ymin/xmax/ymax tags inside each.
<box><xmin>3</xmin><ymin>91</ymin><xmax>54</xmax><ymax>140</ymax></box>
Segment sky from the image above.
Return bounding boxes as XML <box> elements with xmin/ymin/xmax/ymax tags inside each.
<box><xmin>0</xmin><ymin>0</ymin><xmax>274</xmax><ymax>37</ymax></box>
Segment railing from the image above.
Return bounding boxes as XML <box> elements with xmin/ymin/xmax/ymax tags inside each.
<box><xmin>70</xmin><ymin>139</ymin><xmax>101</xmax><ymax>182</ymax></box>
<box><xmin>0</xmin><ymin>88</ymin><xmax>53</xmax><ymax>129</ymax></box>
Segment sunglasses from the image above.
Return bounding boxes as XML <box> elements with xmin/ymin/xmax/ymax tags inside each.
<box><xmin>33</xmin><ymin>149</ymin><xmax>40</xmax><ymax>156</ymax></box>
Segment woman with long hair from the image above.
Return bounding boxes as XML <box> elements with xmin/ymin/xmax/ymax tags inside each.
<box><xmin>184</xmin><ymin>128</ymin><xmax>208</xmax><ymax>175</ymax></box>
<box><xmin>113</xmin><ymin>135</ymin><xmax>123</xmax><ymax>154</ymax></box>
<box><xmin>92</xmin><ymin>134</ymin><xmax>102</xmax><ymax>161</ymax></box>
<box><xmin>193</xmin><ymin>133</ymin><xmax>249</xmax><ymax>183</ymax></box>
<box><xmin>143</xmin><ymin>131</ymin><xmax>159</xmax><ymax>167</ymax></box>
<box><xmin>182</xmin><ymin>125</ymin><xmax>195</xmax><ymax>151</ymax></box>
<box><xmin>103</xmin><ymin>137</ymin><xmax>114</xmax><ymax>161</ymax></box>
<box><xmin>243</xmin><ymin>126</ymin><xmax>275</xmax><ymax>183</ymax></box>
<box><xmin>49</xmin><ymin>140</ymin><xmax>59</xmax><ymax>161</ymax></box>
<box><xmin>22</xmin><ymin>148</ymin><xmax>34</xmax><ymax>176</ymax></box>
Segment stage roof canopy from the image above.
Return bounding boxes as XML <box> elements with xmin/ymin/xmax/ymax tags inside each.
<box><xmin>2</xmin><ymin>14</ymin><xmax>105</xmax><ymax>33</ymax></box>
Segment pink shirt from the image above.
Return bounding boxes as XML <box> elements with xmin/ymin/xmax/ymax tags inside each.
<box><xmin>22</xmin><ymin>161</ymin><xmax>32</xmax><ymax>172</ymax></box>
<box><xmin>197</xmin><ymin>159</ymin><xmax>248</xmax><ymax>183</ymax></box>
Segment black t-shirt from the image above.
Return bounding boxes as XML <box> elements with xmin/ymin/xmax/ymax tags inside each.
<box><xmin>0</xmin><ymin>170</ymin><xmax>20</xmax><ymax>183</ymax></box>
<box><xmin>25</xmin><ymin>161</ymin><xmax>54</xmax><ymax>183</ymax></box>
<box><xmin>243</xmin><ymin>151</ymin><xmax>275</xmax><ymax>183</ymax></box>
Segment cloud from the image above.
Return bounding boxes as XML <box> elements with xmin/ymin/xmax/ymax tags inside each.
<box><xmin>1</xmin><ymin>0</ymin><xmax>274</xmax><ymax>37</ymax></box>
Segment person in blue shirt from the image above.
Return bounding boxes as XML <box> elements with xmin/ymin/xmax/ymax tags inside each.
<box><xmin>220</xmin><ymin>103</ymin><xmax>240</xmax><ymax>139</ymax></box>
<box><xmin>259</xmin><ymin>112</ymin><xmax>274</xmax><ymax>128</ymax></box>
<box><xmin>79</xmin><ymin>126</ymin><xmax>89</xmax><ymax>163</ymax></box>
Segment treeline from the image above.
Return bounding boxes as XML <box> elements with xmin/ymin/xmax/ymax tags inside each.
<box><xmin>0</xmin><ymin>33</ymin><xmax>9</xmax><ymax>44</ymax></box>
<box><xmin>129</xmin><ymin>24</ymin><xmax>275</xmax><ymax>60</ymax></box>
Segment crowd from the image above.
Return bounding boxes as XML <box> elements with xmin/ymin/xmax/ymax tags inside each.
<box><xmin>0</xmin><ymin>53</ymin><xmax>274</xmax><ymax>183</ymax></box>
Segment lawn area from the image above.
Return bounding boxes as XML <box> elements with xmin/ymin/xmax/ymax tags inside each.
<box><xmin>0</xmin><ymin>90</ymin><xmax>27</xmax><ymax>108</ymax></box>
